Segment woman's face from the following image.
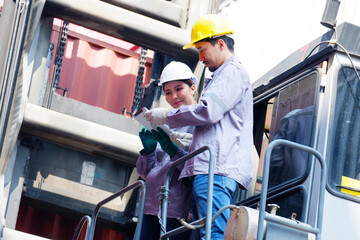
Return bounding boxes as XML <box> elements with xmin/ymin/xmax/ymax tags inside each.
<box><xmin>163</xmin><ymin>80</ymin><xmax>196</xmax><ymax>109</ymax></box>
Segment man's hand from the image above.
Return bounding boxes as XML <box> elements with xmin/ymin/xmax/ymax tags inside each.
<box><xmin>144</xmin><ymin>108</ymin><xmax>169</xmax><ymax>125</ymax></box>
<box><xmin>170</xmin><ymin>132</ymin><xmax>193</xmax><ymax>150</ymax></box>
<box><xmin>151</xmin><ymin>127</ymin><xmax>178</xmax><ymax>157</ymax></box>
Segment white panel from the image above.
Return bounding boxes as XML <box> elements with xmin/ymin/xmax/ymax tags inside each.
<box><xmin>2</xmin><ymin>228</ymin><xmax>50</xmax><ymax>240</ymax></box>
<box><xmin>80</xmin><ymin>161</ymin><xmax>96</xmax><ymax>186</ymax></box>
<box><xmin>322</xmin><ymin>191</ymin><xmax>360</xmax><ymax>239</ymax></box>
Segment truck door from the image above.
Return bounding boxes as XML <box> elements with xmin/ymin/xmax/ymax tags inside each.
<box><xmin>249</xmin><ymin>67</ymin><xmax>320</xmax><ymax>222</ymax></box>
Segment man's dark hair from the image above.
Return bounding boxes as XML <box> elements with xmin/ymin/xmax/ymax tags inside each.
<box><xmin>202</xmin><ymin>35</ymin><xmax>234</xmax><ymax>52</ymax></box>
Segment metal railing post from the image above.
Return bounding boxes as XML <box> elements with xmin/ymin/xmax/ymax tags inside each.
<box><xmin>72</xmin><ymin>215</ymin><xmax>91</xmax><ymax>240</ymax></box>
<box><xmin>84</xmin><ymin>180</ymin><xmax>146</xmax><ymax>240</ymax></box>
<box><xmin>160</xmin><ymin>145</ymin><xmax>214</xmax><ymax>240</ymax></box>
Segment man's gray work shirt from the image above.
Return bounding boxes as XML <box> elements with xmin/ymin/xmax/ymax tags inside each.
<box><xmin>167</xmin><ymin>56</ymin><xmax>254</xmax><ymax>188</ymax></box>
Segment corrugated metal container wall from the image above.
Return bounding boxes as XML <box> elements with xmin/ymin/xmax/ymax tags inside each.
<box><xmin>49</xmin><ymin>18</ymin><xmax>153</xmax><ymax>116</ymax></box>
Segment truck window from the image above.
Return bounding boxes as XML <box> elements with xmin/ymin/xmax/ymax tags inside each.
<box><xmin>268</xmin><ymin>72</ymin><xmax>317</xmax><ymax>188</ymax></box>
<box><xmin>250</xmin><ymin>71</ymin><xmax>318</xmax><ymax>220</ymax></box>
<box><xmin>329</xmin><ymin>67</ymin><xmax>360</xmax><ymax>200</ymax></box>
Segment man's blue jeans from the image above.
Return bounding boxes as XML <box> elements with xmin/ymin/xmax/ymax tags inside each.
<box><xmin>192</xmin><ymin>174</ymin><xmax>238</xmax><ymax>240</ymax></box>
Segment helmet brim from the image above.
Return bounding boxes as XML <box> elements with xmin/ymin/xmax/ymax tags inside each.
<box><xmin>183</xmin><ymin>42</ymin><xmax>195</xmax><ymax>50</ymax></box>
<box><xmin>183</xmin><ymin>31</ymin><xmax>234</xmax><ymax>49</ymax></box>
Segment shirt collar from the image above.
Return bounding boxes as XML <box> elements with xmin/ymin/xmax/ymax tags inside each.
<box><xmin>211</xmin><ymin>55</ymin><xmax>235</xmax><ymax>78</ymax></box>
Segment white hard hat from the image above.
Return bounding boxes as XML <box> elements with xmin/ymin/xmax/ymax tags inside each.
<box><xmin>159</xmin><ymin>61</ymin><xmax>197</xmax><ymax>86</ymax></box>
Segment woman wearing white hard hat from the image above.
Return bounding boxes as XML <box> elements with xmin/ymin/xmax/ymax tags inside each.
<box><xmin>136</xmin><ymin>61</ymin><xmax>197</xmax><ymax>240</ymax></box>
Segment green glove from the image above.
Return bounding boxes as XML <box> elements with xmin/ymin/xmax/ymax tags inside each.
<box><xmin>151</xmin><ymin>127</ymin><xmax>178</xmax><ymax>157</ymax></box>
<box><xmin>139</xmin><ymin>127</ymin><xmax>157</xmax><ymax>154</ymax></box>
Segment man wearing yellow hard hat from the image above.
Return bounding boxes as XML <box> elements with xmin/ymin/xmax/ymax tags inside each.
<box><xmin>145</xmin><ymin>14</ymin><xmax>254</xmax><ymax>239</ymax></box>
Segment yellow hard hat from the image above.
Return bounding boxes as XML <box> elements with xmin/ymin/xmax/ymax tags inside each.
<box><xmin>183</xmin><ymin>14</ymin><xmax>234</xmax><ymax>49</ymax></box>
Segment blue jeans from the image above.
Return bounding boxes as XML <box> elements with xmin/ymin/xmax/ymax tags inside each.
<box><xmin>192</xmin><ymin>174</ymin><xmax>238</xmax><ymax>240</ymax></box>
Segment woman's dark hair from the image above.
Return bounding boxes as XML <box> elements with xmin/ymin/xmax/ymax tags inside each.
<box><xmin>162</xmin><ymin>79</ymin><xmax>194</xmax><ymax>90</ymax></box>
<box><xmin>182</xmin><ymin>79</ymin><xmax>195</xmax><ymax>88</ymax></box>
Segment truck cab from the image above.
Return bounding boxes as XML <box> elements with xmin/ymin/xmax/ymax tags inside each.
<box><xmin>246</xmin><ymin>21</ymin><xmax>360</xmax><ymax>239</ymax></box>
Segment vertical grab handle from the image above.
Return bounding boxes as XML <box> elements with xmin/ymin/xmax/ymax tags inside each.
<box><xmin>257</xmin><ymin>139</ymin><xmax>327</xmax><ymax>240</ymax></box>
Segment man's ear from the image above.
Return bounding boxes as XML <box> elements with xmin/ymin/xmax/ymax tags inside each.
<box><xmin>217</xmin><ymin>39</ymin><xmax>226</xmax><ymax>50</ymax></box>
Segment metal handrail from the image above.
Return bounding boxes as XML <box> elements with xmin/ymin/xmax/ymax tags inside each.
<box><xmin>257</xmin><ymin>139</ymin><xmax>327</xmax><ymax>240</ymax></box>
<box><xmin>160</xmin><ymin>145</ymin><xmax>214</xmax><ymax>240</ymax></box>
<box><xmin>72</xmin><ymin>215</ymin><xmax>91</xmax><ymax>240</ymax></box>
<box><xmin>84</xmin><ymin>180</ymin><xmax>146</xmax><ymax>240</ymax></box>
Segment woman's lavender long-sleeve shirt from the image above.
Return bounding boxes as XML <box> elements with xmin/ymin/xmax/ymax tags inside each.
<box><xmin>136</xmin><ymin>126</ymin><xmax>193</xmax><ymax>218</ymax></box>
